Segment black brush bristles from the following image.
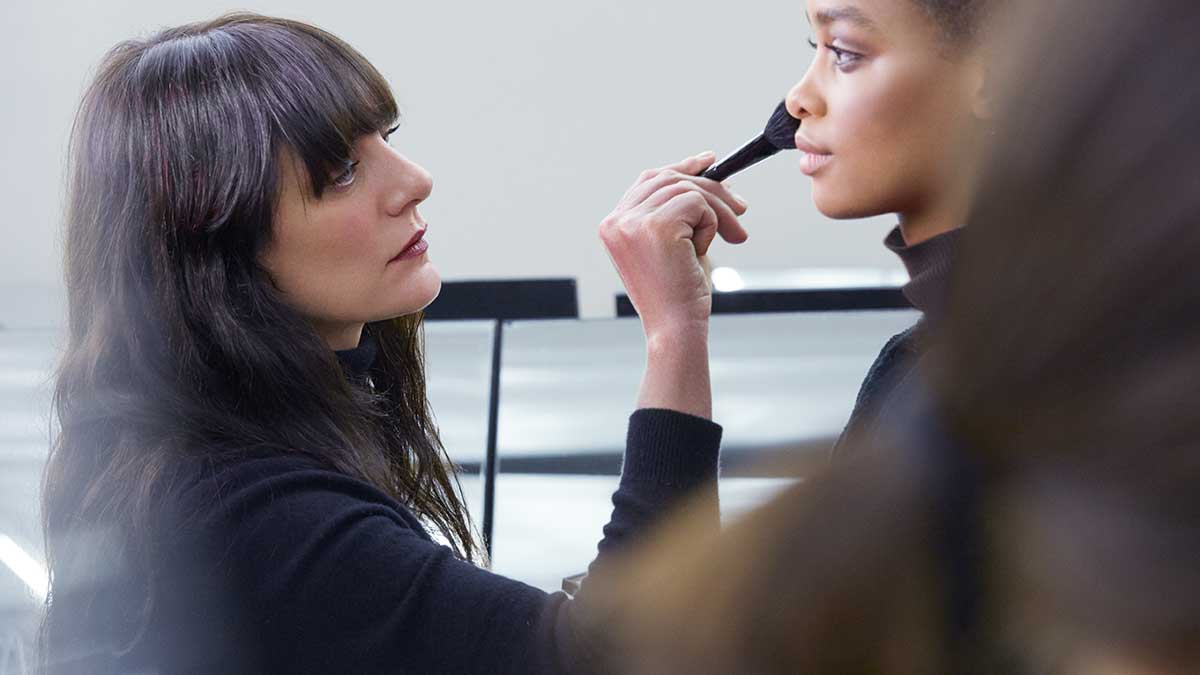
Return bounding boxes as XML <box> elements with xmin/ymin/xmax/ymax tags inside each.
<box><xmin>702</xmin><ymin>101</ymin><xmax>801</xmax><ymax>182</ymax></box>
<box><xmin>763</xmin><ymin>100</ymin><xmax>802</xmax><ymax>150</ymax></box>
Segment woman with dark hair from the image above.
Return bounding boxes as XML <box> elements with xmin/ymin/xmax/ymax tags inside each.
<box><xmin>783</xmin><ymin>0</ymin><xmax>999</xmax><ymax>456</ymax></box>
<box><xmin>44</xmin><ymin>13</ymin><xmax>744</xmax><ymax>674</ymax></box>
<box><xmin>607</xmin><ymin>0</ymin><xmax>1200</xmax><ymax>672</ymax></box>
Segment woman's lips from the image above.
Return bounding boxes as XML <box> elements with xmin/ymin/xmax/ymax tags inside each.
<box><xmin>800</xmin><ymin>152</ymin><xmax>834</xmax><ymax>176</ymax></box>
<box><xmin>795</xmin><ymin>135</ymin><xmax>833</xmax><ymax>176</ymax></box>
<box><xmin>389</xmin><ymin>229</ymin><xmax>428</xmax><ymax>263</ymax></box>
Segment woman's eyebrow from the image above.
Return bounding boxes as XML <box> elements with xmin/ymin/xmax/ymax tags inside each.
<box><xmin>809</xmin><ymin>6</ymin><xmax>878</xmax><ymax>31</ymax></box>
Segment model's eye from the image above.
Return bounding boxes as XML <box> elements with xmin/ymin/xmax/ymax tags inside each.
<box><xmin>807</xmin><ymin>37</ymin><xmax>818</xmax><ymax>50</ymax></box>
<box><xmin>829</xmin><ymin>45</ymin><xmax>863</xmax><ymax>69</ymax></box>
<box><xmin>382</xmin><ymin>123</ymin><xmax>400</xmax><ymax>144</ymax></box>
<box><xmin>332</xmin><ymin>160</ymin><xmax>359</xmax><ymax>189</ymax></box>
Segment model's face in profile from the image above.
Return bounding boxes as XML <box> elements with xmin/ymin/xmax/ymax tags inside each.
<box><xmin>786</xmin><ymin>0</ymin><xmax>985</xmax><ymax>234</ymax></box>
<box><xmin>262</xmin><ymin>131</ymin><xmax>440</xmax><ymax>350</ymax></box>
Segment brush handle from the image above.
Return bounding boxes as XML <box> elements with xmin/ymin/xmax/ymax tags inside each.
<box><xmin>701</xmin><ymin>134</ymin><xmax>778</xmax><ymax>182</ymax></box>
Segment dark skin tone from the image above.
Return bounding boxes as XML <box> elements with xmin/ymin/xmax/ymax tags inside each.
<box><xmin>787</xmin><ymin>0</ymin><xmax>991</xmax><ymax>244</ymax></box>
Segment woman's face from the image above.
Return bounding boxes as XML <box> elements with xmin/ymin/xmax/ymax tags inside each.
<box><xmin>786</xmin><ymin>0</ymin><xmax>986</xmax><ymax>228</ymax></box>
<box><xmin>262</xmin><ymin>132</ymin><xmax>439</xmax><ymax>350</ymax></box>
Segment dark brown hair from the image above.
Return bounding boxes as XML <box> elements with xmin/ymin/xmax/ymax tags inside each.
<box><xmin>44</xmin><ymin>12</ymin><xmax>478</xmax><ymax>665</ymax></box>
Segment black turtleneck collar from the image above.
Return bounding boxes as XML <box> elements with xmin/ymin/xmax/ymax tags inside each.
<box><xmin>334</xmin><ymin>329</ymin><xmax>378</xmax><ymax>383</ymax></box>
<box><xmin>885</xmin><ymin>225</ymin><xmax>963</xmax><ymax>318</ymax></box>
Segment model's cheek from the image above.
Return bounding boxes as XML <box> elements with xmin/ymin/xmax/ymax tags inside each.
<box><xmin>889</xmin><ymin>64</ymin><xmax>964</xmax><ymax>138</ymax></box>
<box><xmin>823</xmin><ymin>70</ymin><xmax>898</xmax><ymax>161</ymax></box>
<box><xmin>849</xmin><ymin>71</ymin><xmax>942</xmax><ymax>183</ymax></box>
<box><xmin>825</xmin><ymin>95</ymin><xmax>895</xmax><ymax>200</ymax></box>
<box><xmin>859</xmin><ymin>78</ymin><xmax>919</xmax><ymax>146</ymax></box>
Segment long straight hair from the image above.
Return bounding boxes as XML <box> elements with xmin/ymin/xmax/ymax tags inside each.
<box><xmin>44</xmin><ymin>12</ymin><xmax>479</xmax><ymax>662</ymax></box>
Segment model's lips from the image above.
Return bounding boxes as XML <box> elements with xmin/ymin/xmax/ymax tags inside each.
<box><xmin>389</xmin><ymin>226</ymin><xmax>428</xmax><ymax>263</ymax></box>
<box><xmin>794</xmin><ymin>134</ymin><xmax>833</xmax><ymax>176</ymax></box>
<box><xmin>793</xmin><ymin>133</ymin><xmax>831</xmax><ymax>156</ymax></box>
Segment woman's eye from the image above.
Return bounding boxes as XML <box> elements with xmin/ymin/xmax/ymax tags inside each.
<box><xmin>332</xmin><ymin>160</ymin><xmax>359</xmax><ymax>189</ymax></box>
<box><xmin>382</xmin><ymin>124</ymin><xmax>400</xmax><ymax>144</ymax></box>
<box><xmin>807</xmin><ymin>38</ymin><xmax>862</xmax><ymax>70</ymax></box>
<box><xmin>829</xmin><ymin>45</ymin><xmax>862</xmax><ymax>69</ymax></box>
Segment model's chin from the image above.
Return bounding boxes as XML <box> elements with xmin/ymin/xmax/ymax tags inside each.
<box><xmin>812</xmin><ymin>190</ymin><xmax>856</xmax><ymax>220</ymax></box>
<box><xmin>812</xmin><ymin>183</ymin><xmax>886</xmax><ymax>221</ymax></box>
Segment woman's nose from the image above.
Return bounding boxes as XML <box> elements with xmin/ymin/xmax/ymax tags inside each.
<box><xmin>385</xmin><ymin>155</ymin><xmax>434</xmax><ymax>218</ymax></box>
<box><xmin>785</xmin><ymin>65</ymin><xmax>824</xmax><ymax>121</ymax></box>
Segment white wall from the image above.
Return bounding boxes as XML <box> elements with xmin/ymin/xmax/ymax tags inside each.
<box><xmin>0</xmin><ymin>0</ymin><xmax>902</xmax><ymax>327</ymax></box>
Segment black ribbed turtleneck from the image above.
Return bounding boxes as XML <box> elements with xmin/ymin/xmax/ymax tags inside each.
<box><xmin>885</xmin><ymin>225</ymin><xmax>962</xmax><ymax>318</ymax></box>
<box><xmin>832</xmin><ymin>225</ymin><xmax>963</xmax><ymax>458</ymax></box>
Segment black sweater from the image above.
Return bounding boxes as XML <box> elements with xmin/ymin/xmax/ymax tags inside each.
<box><xmin>53</xmin><ymin>342</ymin><xmax>722</xmax><ymax>675</ymax></box>
<box><xmin>833</xmin><ymin>225</ymin><xmax>961</xmax><ymax>457</ymax></box>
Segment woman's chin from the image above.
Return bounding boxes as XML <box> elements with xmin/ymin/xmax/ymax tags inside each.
<box><xmin>401</xmin><ymin>275</ymin><xmax>443</xmax><ymax>317</ymax></box>
<box><xmin>813</xmin><ymin>188</ymin><xmax>887</xmax><ymax>221</ymax></box>
<box><xmin>414</xmin><ymin>276</ymin><xmax>443</xmax><ymax>313</ymax></box>
<box><xmin>373</xmin><ymin>269</ymin><xmax>442</xmax><ymax>320</ymax></box>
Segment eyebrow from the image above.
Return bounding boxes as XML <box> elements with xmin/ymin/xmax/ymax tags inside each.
<box><xmin>810</xmin><ymin>6</ymin><xmax>877</xmax><ymax>31</ymax></box>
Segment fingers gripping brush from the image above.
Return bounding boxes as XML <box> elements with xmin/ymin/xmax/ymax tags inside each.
<box><xmin>702</xmin><ymin>101</ymin><xmax>801</xmax><ymax>182</ymax></box>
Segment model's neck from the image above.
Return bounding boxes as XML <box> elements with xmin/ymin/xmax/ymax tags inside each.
<box><xmin>898</xmin><ymin>216</ymin><xmax>959</xmax><ymax>246</ymax></box>
<box><xmin>898</xmin><ymin>144</ymin><xmax>981</xmax><ymax>245</ymax></box>
<box><xmin>898</xmin><ymin>186</ymin><xmax>971</xmax><ymax>246</ymax></box>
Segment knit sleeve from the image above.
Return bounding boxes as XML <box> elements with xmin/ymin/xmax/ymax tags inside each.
<box><xmin>170</xmin><ymin>408</ymin><xmax>721</xmax><ymax>674</ymax></box>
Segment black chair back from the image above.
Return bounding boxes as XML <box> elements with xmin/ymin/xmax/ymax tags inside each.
<box><xmin>425</xmin><ymin>279</ymin><xmax>578</xmax><ymax>321</ymax></box>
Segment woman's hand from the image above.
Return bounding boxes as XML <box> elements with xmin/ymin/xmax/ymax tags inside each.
<box><xmin>599</xmin><ymin>152</ymin><xmax>749</xmax><ymax>340</ymax></box>
<box><xmin>599</xmin><ymin>152</ymin><xmax>749</xmax><ymax>419</ymax></box>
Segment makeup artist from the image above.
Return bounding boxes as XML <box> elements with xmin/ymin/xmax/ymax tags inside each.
<box><xmin>42</xmin><ymin>13</ymin><xmax>745</xmax><ymax>675</ymax></box>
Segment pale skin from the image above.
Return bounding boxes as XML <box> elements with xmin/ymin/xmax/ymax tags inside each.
<box><xmin>262</xmin><ymin>129</ymin><xmax>439</xmax><ymax>351</ymax></box>
<box><xmin>787</xmin><ymin>0</ymin><xmax>992</xmax><ymax>245</ymax></box>
<box><xmin>263</xmin><ymin>130</ymin><xmax>747</xmax><ymax>420</ymax></box>
<box><xmin>599</xmin><ymin>152</ymin><xmax>749</xmax><ymax>419</ymax></box>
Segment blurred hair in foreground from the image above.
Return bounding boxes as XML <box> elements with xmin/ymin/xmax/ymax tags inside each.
<box><xmin>592</xmin><ymin>0</ymin><xmax>1200</xmax><ymax>673</ymax></box>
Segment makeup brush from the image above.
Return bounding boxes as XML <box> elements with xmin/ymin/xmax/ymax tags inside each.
<box><xmin>701</xmin><ymin>101</ymin><xmax>801</xmax><ymax>182</ymax></box>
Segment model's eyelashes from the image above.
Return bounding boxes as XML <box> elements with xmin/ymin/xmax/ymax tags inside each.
<box><xmin>830</xmin><ymin>45</ymin><xmax>862</xmax><ymax>68</ymax></box>
<box><xmin>382</xmin><ymin>123</ymin><xmax>401</xmax><ymax>143</ymax></box>
<box><xmin>807</xmin><ymin>38</ymin><xmax>863</xmax><ymax>70</ymax></box>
